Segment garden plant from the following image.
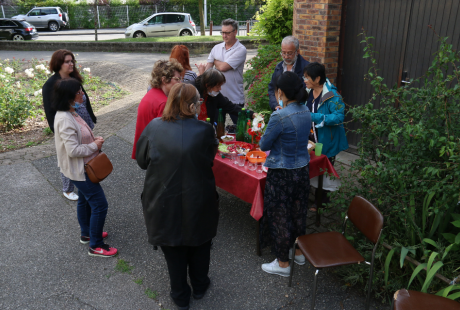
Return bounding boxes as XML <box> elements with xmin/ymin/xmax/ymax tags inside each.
<box><xmin>0</xmin><ymin>57</ymin><xmax>128</xmax><ymax>152</ymax></box>
<box><xmin>330</xmin><ymin>33</ymin><xmax>460</xmax><ymax>303</ymax></box>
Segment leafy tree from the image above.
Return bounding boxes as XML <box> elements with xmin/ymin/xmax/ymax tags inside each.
<box><xmin>250</xmin><ymin>0</ymin><xmax>293</xmax><ymax>44</ymax></box>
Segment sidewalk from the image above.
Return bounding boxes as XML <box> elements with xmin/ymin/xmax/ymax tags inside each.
<box><xmin>0</xmin><ymin>51</ymin><xmax>383</xmax><ymax>310</ymax></box>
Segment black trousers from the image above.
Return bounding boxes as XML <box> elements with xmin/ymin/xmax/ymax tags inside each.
<box><xmin>161</xmin><ymin>240</ymin><xmax>212</xmax><ymax>307</ymax></box>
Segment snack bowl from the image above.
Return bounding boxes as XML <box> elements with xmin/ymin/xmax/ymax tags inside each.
<box><xmin>221</xmin><ymin>135</ymin><xmax>234</xmax><ymax>142</ymax></box>
<box><xmin>246</xmin><ymin>151</ymin><xmax>267</xmax><ymax>163</ymax></box>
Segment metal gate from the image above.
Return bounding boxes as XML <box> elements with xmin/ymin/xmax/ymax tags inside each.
<box><xmin>338</xmin><ymin>0</ymin><xmax>460</xmax><ymax>149</ymax></box>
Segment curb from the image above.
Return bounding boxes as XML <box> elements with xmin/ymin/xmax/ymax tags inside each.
<box><xmin>0</xmin><ymin>39</ymin><xmax>267</xmax><ymax>54</ymax></box>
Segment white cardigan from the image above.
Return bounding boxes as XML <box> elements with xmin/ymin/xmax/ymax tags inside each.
<box><xmin>54</xmin><ymin>111</ymin><xmax>98</xmax><ymax>181</ymax></box>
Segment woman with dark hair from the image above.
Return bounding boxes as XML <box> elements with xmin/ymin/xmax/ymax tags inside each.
<box><xmin>53</xmin><ymin>78</ymin><xmax>116</xmax><ymax>257</ymax></box>
<box><xmin>169</xmin><ymin>45</ymin><xmax>205</xmax><ymax>86</ymax></box>
<box><xmin>303</xmin><ymin>62</ymin><xmax>348</xmax><ymax>211</ymax></box>
<box><xmin>132</xmin><ymin>59</ymin><xmax>184</xmax><ymax>159</ymax></box>
<box><xmin>136</xmin><ymin>83</ymin><xmax>219</xmax><ymax>310</ymax></box>
<box><xmin>258</xmin><ymin>71</ymin><xmax>311</xmax><ymax>277</ymax></box>
<box><xmin>42</xmin><ymin>49</ymin><xmax>97</xmax><ymax>201</ymax></box>
<box><xmin>195</xmin><ymin>68</ymin><xmax>255</xmax><ymax>125</ymax></box>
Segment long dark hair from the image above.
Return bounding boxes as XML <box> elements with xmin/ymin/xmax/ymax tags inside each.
<box><xmin>276</xmin><ymin>71</ymin><xmax>308</xmax><ymax>103</ymax></box>
<box><xmin>49</xmin><ymin>49</ymin><xmax>83</xmax><ymax>83</ymax></box>
<box><xmin>51</xmin><ymin>78</ymin><xmax>81</xmax><ymax>111</ymax></box>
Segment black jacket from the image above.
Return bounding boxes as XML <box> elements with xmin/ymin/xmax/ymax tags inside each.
<box><xmin>42</xmin><ymin>73</ymin><xmax>97</xmax><ymax>133</ymax></box>
<box><xmin>136</xmin><ymin>117</ymin><xmax>219</xmax><ymax>247</ymax></box>
<box><xmin>268</xmin><ymin>54</ymin><xmax>310</xmax><ymax>111</ymax></box>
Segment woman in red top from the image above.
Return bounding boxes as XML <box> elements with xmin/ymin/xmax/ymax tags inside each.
<box><xmin>132</xmin><ymin>59</ymin><xmax>183</xmax><ymax>159</ymax></box>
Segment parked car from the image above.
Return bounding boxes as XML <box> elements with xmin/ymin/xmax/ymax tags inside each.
<box><xmin>125</xmin><ymin>12</ymin><xmax>196</xmax><ymax>38</ymax></box>
<box><xmin>12</xmin><ymin>7</ymin><xmax>68</xmax><ymax>32</ymax></box>
<box><xmin>0</xmin><ymin>18</ymin><xmax>38</xmax><ymax>41</ymax></box>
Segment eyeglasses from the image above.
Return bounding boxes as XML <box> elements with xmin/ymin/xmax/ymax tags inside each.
<box><xmin>280</xmin><ymin>51</ymin><xmax>296</xmax><ymax>57</ymax></box>
<box><xmin>220</xmin><ymin>30</ymin><xmax>235</xmax><ymax>36</ymax></box>
<box><xmin>171</xmin><ymin>77</ymin><xmax>183</xmax><ymax>82</ymax></box>
<box><xmin>303</xmin><ymin>77</ymin><xmax>310</xmax><ymax>82</ymax></box>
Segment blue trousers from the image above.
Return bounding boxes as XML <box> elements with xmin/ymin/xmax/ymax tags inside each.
<box><xmin>72</xmin><ymin>173</ymin><xmax>108</xmax><ymax>248</ymax></box>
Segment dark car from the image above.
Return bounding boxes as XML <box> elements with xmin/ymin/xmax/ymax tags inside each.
<box><xmin>0</xmin><ymin>19</ymin><xmax>38</xmax><ymax>41</ymax></box>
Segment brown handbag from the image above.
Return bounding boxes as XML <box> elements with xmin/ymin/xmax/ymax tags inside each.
<box><xmin>84</xmin><ymin>151</ymin><xmax>113</xmax><ymax>183</ymax></box>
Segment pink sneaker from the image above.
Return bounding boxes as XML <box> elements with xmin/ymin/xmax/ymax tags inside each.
<box><xmin>88</xmin><ymin>244</ymin><xmax>118</xmax><ymax>257</ymax></box>
<box><xmin>80</xmin><ymin>232</ymin><xmax>108</xmax><ymax>244</ymax></box>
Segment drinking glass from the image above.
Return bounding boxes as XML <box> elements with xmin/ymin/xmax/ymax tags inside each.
<box><xmin>233</xmin><ymin>153</ymin><xmax>239</xmax><ymax>165</ymax></box>
<box><xmin>237</xmin><ymin>154</ymin><xmax>246</xmax><ymax>167</ymax></box>
<box><xmin>247</xmin><ymin>161</ymin><xmax>256</xmax><ymax>171</ymax></box>
<box><xmin>256</xmin><ymin>162</ymin><xmax>263</xmax><ymax>173</ymax></box>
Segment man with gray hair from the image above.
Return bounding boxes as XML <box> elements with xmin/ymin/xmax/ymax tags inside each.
<box><xmin>268</xmin><ymin>36</ymin><xmax>309</xmax><ymax>111</ymax></box>
<box><xmin>205</xmin><ymin>18</ymin><xmax>247</xmax><ymax>121</ymax></box>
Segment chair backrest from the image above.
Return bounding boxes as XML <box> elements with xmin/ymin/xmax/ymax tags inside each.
<box><xmin>393</xmin><ymin>289</ymin><xmax>460</xmax><ymax>309</ymax></box>
<box><xmin>347</xmin><ymin>196</ymin><xmax>384</xmax><ymax>244</ymax></box>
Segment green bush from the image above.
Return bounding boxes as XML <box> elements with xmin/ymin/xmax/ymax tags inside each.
<box><xmin>243</xmin><ymin>44</ymin><xmax>281</xmax><ymax>115</ymax></box>
<box><xmin>250</xmin><ymin>0</ymin><xmax>293</xmax><ymax>44</ymax></box>
<box><xmin>330</xmin><ymin>34</ymin><xmax>460</xmax><ymax>302</ymax></box>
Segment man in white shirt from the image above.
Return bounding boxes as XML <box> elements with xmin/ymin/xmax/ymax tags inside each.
<box><xmin>206</xmin><ymin>19</ymin><xmax>247</xmax><ymax>122</ymax></box>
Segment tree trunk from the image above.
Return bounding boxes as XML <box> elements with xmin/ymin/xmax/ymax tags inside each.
<box><xmin>199</xmin><ymin>0</ymin><xmax>205</xmax><ymax>36</ymax></box>
<box><xmin>94</xmin><ymin>0</ymin><xmax>98</xmax><ymax>41</ymax></box>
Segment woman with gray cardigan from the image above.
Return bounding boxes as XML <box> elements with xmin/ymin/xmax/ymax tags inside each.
<box><xmin>53</xmin><ymin>78</ymin><xmax>117</xmax><ymax>258</ymax></box>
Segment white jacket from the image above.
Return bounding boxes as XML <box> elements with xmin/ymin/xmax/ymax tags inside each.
<box><xmin>54</xmin><ymin>111</ymin><xmax>98</xmax><ymax>181</ymax></box>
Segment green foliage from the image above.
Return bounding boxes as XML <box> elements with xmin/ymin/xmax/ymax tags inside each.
<box><xmin>144</xmin><ymin>288</ymin><xmax>157</xmax><ymax>299</ymax></box>
<box><xmin>43</xmin><ymin>127</ymin><xmax>53</xmax><ymax>135</ymax></box>
<box><xmin>243</xmin><ymin>44</ymin><xmax>281</xmax><ymax>115</ymax></box>
<box><xmin>330</xmin><ymin>33</ymin><xmax>460</xmax><ymax>301</ymax></box>
<box><xmin>114</xmin><ymin>259</ymin><xmax>134</xmax><ymax>273</ymax></box>
<box><xmin>250</xmin><ymin>0</ymin><xmax>293</xmax><ymax>44</ymax></box>
<box><xmin>133</xmin><ymin>278</ymin><xmax>143</xmax><ymax>285</ymax></box>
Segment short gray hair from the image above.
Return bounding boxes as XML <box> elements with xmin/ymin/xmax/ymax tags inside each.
<box><xmin>282</xmin><ymin>36</ymin><xmax>299</xmax><ymax>50</ymax></box>
<box><xmin>222</xmin><ymin>18</ymin><xmax>238</xmax><ymax>32</ymax></box>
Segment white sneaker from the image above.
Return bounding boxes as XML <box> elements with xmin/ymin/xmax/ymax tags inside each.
<box><xmin>289</xmin><ymin>248</ymin><xmax>306</xmax><ymax>265</ymax></box>
<box><xmin>261</xmin><ymin>259</ymin><xmax>291</xmax><ymax>277</ymax></box>
<box><xmin>63</xmin><ymin>192</ymin><xmax>78</xmax><ymax>201</ymax></box>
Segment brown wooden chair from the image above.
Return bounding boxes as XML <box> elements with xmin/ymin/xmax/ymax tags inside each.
<box><xmin>391</xmin><ymin>289</ymin><xmax>460</xmax><ymax>309</ymax></box>
<box><xmin>288</xmin><ymin>196</ymin><xmax>384</xmax><ymax>310</ymax></box>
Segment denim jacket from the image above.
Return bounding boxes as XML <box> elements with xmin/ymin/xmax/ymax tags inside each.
<box><xmin>259</xmin><ymin>102</ymin><xmax>311</xmax><ymax>169</ymax></box>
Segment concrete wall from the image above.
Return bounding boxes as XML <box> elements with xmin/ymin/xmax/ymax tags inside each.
<box><xmin>0</xmin><ymin>39</ymin><xmax>267</xmax><ymax>54</ymax></box>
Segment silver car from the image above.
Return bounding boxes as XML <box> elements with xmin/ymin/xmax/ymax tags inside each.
<box><xmin>12</xmin><ymin>7</ymin><xmax>68</xmax><ymax>32</ymax></box>
<box><xmin>125</xmin><ymin>12</ymin><xmax>196</xmax><ymax>38</ymax></box>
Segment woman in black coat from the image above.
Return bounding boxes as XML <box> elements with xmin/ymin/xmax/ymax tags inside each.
<box><xmin>195</xmin><ymin>68</ymin><xmax>255</xmax><ymax>125</ymax></box>
<box><xmin>136</xmin><ymin>83</ymin><xmax>219</xmax><ymax>310</ymax></box>
<box><xmin>42</xmin><ymin>49</ymin><xmax>97</xmax><ymax>201</ymax></box>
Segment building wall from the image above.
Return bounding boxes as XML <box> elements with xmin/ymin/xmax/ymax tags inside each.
<box><xmin>292</xmin><ymin>0</ymin><xmax>342</xmax><ymax>83</ymax></box>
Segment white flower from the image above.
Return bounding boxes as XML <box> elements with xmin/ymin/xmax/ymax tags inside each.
<box><xmin>251</xmin><ymin>115</ymin><xmax>265</xmax><ymax>132</ymax></box>
<box><xmin>5</xmin><ymin>79</ymin><xmax>9</xmax><ymax>82</ymax></box>
<box><xmin>5</xmin><ymin>67</ymin><xmax>14</xmax><ymax>74</ymax></box>
<box><xmin>35</xmin><ymin>64</ymin><xmax>46</xmax><ymax>71</ymax></box>
<box><xmin>0</xmin><ymin>74</ymin><xmax>5</xmax><ymax>79</ymax></box>
<box><xmin>83</xmin><ymin>68</ymin><xmax>91</xmax><ymax>73</ymax></box>
<box><xmin>25</xmin><ymin>68</ymin><xmax>35</xmax><ymax>78</ymax></box>
<box><xmin>34</xmin><ymin>89</ymin><xmax>42</xmax><ymax>96</ymax></box>
<box><xmin>45</xmin><ymin>70</ymin><xmax>51</xmax><ymax>75</ymax></box>
<box><xmin>0</xmin><ymin>63</ymin><xmax>2</xmax><ymax>66</ymax></box>
<box><xmin>15</xmin><ymin>81</ymin><xmax>21</xmax><ymax>88</ymax></box>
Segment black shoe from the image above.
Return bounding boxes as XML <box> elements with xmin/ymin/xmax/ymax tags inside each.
<box><xmin>193</xmin><ymin>281</ymin><xmax>210</xmax><ymax>300</ymax></box>
<box><xmin>176</xmin><ymin>305</ymin><xmax>189</xmax><ymax>310</ymax></box>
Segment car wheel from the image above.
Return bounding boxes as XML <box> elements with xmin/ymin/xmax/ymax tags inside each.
<box><xmin>133</xmin><ymin>31</ymin><xmax>146</xmax><ymax>38</ymax></box>
<box><xmin>180</xmin><ymin>30</ymin><xmax>192</xmax><ymax>36</ymax></box>
<box><xmin>49</xmin><ymin>21</ymin><xmax>59</xmax><ymax>32</ymax></box>
<box><xmin>12</xmin><ymin>34</ymin><xmax>24</xmax><ymax>41</ymax></box>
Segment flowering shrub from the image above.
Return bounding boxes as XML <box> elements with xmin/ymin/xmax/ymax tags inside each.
<box><xmin>243</xmin><ymin>44</ymin><xmax>282</xmax><ymax>116</ymax></box>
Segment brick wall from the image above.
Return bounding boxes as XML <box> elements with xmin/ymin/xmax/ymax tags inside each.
<box><xmin>292</xmin><ymin>0</ymin><xmax>342</xmax><ymax>83</ymax></box>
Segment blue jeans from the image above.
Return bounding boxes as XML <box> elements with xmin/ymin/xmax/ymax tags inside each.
<box><xmin>72</xmin><ymin>173</ymin><xmax>108</xmax><ymax>248</ymax></box>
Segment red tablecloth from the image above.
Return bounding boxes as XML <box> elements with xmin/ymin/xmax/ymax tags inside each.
<box><xmin>212</xmin><ymin>151</ymin><xmax>339</xmax><ymax>221</ymax></box>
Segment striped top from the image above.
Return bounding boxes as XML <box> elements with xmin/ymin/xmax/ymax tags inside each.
<box><xmin>72</xmin><ymin>112</ymin><xmax>98</xmax><ymax>164</ymax></box>
<box><xmin>183</xmin><ymin>70</ymin><xmax>198</xmax><ymax>86</ymax></box>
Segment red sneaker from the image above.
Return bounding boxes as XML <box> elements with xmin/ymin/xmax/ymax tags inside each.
<box><xmin>88</xmin><ymin>244</ymin><xmax>118</xmax><ymax>257</ymax></box>
<box><xmin>80</xmin><ymin>232</ymin><xmax>108</xmax><ymax>244</ymax></box>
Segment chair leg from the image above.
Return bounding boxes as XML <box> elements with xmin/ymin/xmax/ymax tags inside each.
<box><xmin>311</xmin><ymin>269</ymin><xmax>319</xmax><ymax>310</ymax></box>
<box><xmin>365</xmin><ymin>262</ymin><xmax>375</xmax><ymax>310</ymax></box>
<box><xmin>288</xmin><ymin>241</ymin><xmax>297</xmax><ymax>287</ymax></box>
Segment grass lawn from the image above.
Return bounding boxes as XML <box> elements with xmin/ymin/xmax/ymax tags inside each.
<box><xmin>103</xmin><ymin>35</ymin><xmax>263</xmax><ymax>43</ymax></box>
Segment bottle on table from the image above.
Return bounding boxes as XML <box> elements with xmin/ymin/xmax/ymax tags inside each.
<box><xmin>244</xmin><ymin>120</ymin><xmax>252</xmax><ymax>143</ymax></box>
<box><xmin>236</xmin><ymin>108</ymin><xmax>246</xmax><ymax>141</ymax></box>
<box><xmin>216</xmin><ymin>108</ymin><xmax>225</xmax><ymax>139</ymax></box>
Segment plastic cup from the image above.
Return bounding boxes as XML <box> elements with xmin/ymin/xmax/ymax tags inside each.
<box><xmin>248</xmin><ymin>161</ymin><xmax>256</xmax><ymax>171</ymax></box>
<box><xmin>256</xmin><ymin>162</ymin><xmax>263</xmax><ymax>173</ymax></box>
<box><xmin>315</xmin><ymin>143</ymin><xmax>323</xmax><ymax>156</ymax></box>
<box><xmin>232</xmin><ymin>153</ymin><xmax>239</xmax><ymax>165</ymax></box>
<box><xmin>237</xmin><ymin>154</ymin><xmax>246</xmax><ymax>167</ymax></box>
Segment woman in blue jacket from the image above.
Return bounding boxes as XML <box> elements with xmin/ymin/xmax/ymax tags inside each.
<box><xmin>304</xmin><ymin>62</ymin><xmax>349</xmax><ymax>211</ymax></box>
<box><xmin>258</xmin><ymin>72</ymin><xmax>312</xmax><ymax>277</ymax></box>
